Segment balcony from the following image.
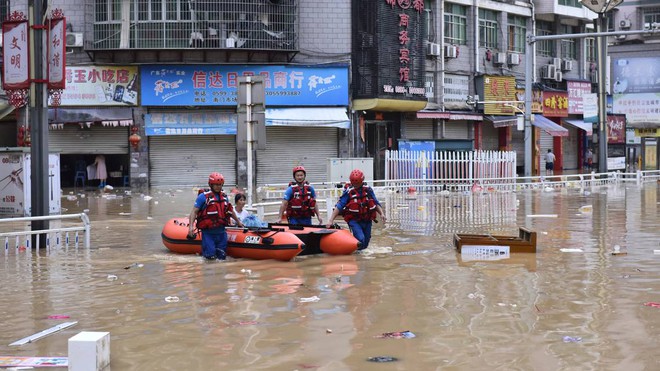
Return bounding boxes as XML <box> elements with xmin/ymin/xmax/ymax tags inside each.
<box><xmin>87</xmin><ymin>0</ymin><xmax>298</xmax><ymax>62</ymax></box>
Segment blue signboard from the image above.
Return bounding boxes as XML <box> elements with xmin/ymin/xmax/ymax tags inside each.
<box><xmin>144</xmin><ymin>112</ymin><xmax>237</xmax><ymax>136</ymax></box>
<box><xmin>141</xmin><ymin>65</ymin><xmax>349</xmax><ymax>106</ymax></box>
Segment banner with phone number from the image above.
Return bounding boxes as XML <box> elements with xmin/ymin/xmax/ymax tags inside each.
<box><xmin>52</xmin><ymin>66</ymin><xmax>139</xmax><ymax>107</ymax></box>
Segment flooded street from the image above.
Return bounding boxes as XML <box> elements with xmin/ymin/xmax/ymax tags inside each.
<box><xmin>1</xmin><ymin>182</ymin><xmax>659</xmax><ymax>370</ymax></box>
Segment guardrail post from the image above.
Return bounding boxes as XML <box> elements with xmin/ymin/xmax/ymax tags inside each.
<box><xmin>636</xmin><ymin>170</ymin><xmax>642</xmax><ymax>185</ymax></box>
<box><xmin>326</xmin><ymin>197</ymin><xmax>334</xmax><ymax>222</ymax></box>
<box><xmin>256</xmin><ymin>205</ymin><xmax>265</xmax><ymax>220</ymax></box>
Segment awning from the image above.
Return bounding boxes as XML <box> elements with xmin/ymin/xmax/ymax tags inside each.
<box><xmin>353</xmin><ymin>98</ymin><xmax>427</xmax><ymax>112</ymax></box>
<box><xmin>417</xmin><ymin>110</ymin><xmax>483</xmax><ymax>121</ymax></box>
<box><xmin>533</xmin><ymin>115</ymin><xmax>569</xmax><ymax>137</ymax></box>
<box><xmin>485</xmin><ymin>115</ymin><xmax>518</xmax><ymax>128</ymax></box>
<box><xmin>265</xmin><ymin>107</ymin><xmax>349</xmax><ymax>129</ymax></box>
<box><xmin>562</xmin><ymin>119</ymin><xmax>592</xmax><ymax>135</ymax></box>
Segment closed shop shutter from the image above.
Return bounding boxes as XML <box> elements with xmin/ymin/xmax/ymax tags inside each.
<box><xmin>49</xmin><ymin>125</ymin><xmax>129</xmax><ymax>154</ymax></box>
<box><xmin>149</xmin><ymin>135</ymin><xmax>236</xmax><ymax>187</ymax></box>
<box><xmin>404</xmin><ymin>119</ymin><xmax>433</xmax><ymax>139</ymax></box>
<box><xmin>481</xmin><ymin>122</ymin><xmax>499</xmax><ymax>151</ymax></box>
<box><xmin>511</xmin><ymin>128</ymin><xmax>525</xmax><ymax>165</ymax></box>
<box><xmin>562</xmin><ymin>126</ymin><xmax>578</xmax><ymax>169</ymax></box>
<box><xmin>256</xmin><ymin>127</ymin><xmax>338</xmax><ymax>186</ymax></box>
<box><xmin>444</xmin><ymin>121</ymin><xmax>469</xmax><ymax>139</ymax></box>
<box><xmin>540</xmin><ymin>131</ymin><xmax>554</xmax><ymax>170</ymax></box>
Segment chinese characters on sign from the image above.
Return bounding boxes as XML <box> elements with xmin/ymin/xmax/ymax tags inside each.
<box><xmin>52</xmin><ymin>66</ymin><xmax>139</xmax><ymax>106</ymax></box>
<box><xmin>607</xmin><ymin>114</ymin><xmax>626</xmax><ymax>144</ymax></box>
<box><xmin>2</xmin><ymin>19</ymin><xmax>29</xmax><ymax>90</ymax></box>
<box><xmin>483</xmin><ymin>75</ymin><xmax>516</xmax><ymax>115</ymax></box>
<box><xmin>613</xmin><ymin>93</ymin><xmax>660</xmax><ymax>125</ymax></box>
<box><xmin>381</xmin><ymin>0</ymin><xmax>426</xmax><ymax>97</ymax></box>
<box><xmin>48</xmin><ymin>17</ymin><xmax>66</xmax><ymax>89</ymax></box>
<box><xmin>567</xmin><ymin>81</ymin><xmax>591</xmax><ymax>114</ymax></box>
<box><xmin>542</xmin><ymin>91</ymin><xmax>568</xmax><ymax>117</ymax></box>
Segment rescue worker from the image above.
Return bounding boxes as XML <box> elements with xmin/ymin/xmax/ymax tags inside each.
<box><xmin>278</xmin><ymin>166</ymin><xmax>323</xmax><ymax>225</ymax></box>
<box><xmin>326</xmin><ymin>169</ymin><xmax>385</xmax><ymax>250</ymax></box>
<box><xmin>188</xmin><ymin>172</ymin><xmax>244</xmax><ymax>260</ymax></box>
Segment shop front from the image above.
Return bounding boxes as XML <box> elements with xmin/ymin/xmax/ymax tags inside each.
<box><xmin>140</xmin><ymin>64</ymin><xmax>350</xmax><ymax>187</ymax></box>
<box><xmin>47</xmin><ymin>66</ymin><xmax>139</xmax><ymax>188</ymax></box>
<box><xmin>562</xmin><ymin>81</ymin><xmax>594</xmax><ymax>170</ymax></box>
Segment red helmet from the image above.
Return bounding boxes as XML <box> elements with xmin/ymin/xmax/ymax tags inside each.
<box><xmin>349</xmin><ymin>169</ymin><xmax>364</xmax><ymax>185</ymax></box>
<box><xmin>208</xmin><ymin>172</ymin><xmax>224</xmax><ymax>186</ymax></box>
<box><xmin>292</xmin><ymin>165</ymin><xmax>306</xmax><ymax>178</ymax></box>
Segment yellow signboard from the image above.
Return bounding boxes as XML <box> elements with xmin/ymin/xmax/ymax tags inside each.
<box><xmin>483</xmin><ymin>75</ymin><xmax>517</xmax><ymax>115</ymax></box>
<box><xmin>635</xmin><ymin>128</ymin><xmax>660</xmax><ymax>137</ymax></box>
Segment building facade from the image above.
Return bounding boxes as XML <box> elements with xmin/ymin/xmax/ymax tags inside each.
<box><xmin>1</xmin><ymin>0</ymin><xmax>658</xmax><ymax>190</ymax></box>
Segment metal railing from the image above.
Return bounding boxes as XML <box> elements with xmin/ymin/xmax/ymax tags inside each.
<box><xmin>89</xmin><ymin>0</ymin><xmax>298</xmax><ymax>51</ymax></box>
<box><xmin>0</xmin><ymin>213</ymin><xmax>91</xmax><ymax>253</ymax></box>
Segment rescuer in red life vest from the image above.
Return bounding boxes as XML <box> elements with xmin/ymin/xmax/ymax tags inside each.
<box><xmin>278</xmin><ymin>165</ymin><xmax>323</xmax><ymax>225</ymax></box>
<box><xmin>326</xmin><ymin>169</ymin><xmax>385</xmax><ymax>250</ymax></box>
<box><xmin>188</xmin><ymin>172</ymin><xmax>244</xmax><ymax>260</ymax></box>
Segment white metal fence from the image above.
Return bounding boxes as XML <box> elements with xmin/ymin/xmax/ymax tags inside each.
<box><xmin>0</xmin><ymin>213</ymin><xmax>91</xmax><ymax>253</ymax></box>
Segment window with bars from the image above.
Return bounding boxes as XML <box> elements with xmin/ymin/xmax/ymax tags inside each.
<box><xmin>644</xmin><ymin>8</ymin><xmax>660</xmax><ymax>25</ymax></box>
<box><xmin>536</xmin><ymin>21</ymin><xmax>554</xmax><ymax>57</ymax></box>
<box><xmin>0</xmin><ymin>0</ymin><xmax>10</xmax><ymax>21</ymax></box>
<box><xmin>560</xmin><ymin>24</ymin><xmax>577</xmax><ymax>60</ymax></box>
<box><xmin>585</xmin><ymin>29</ymin><xmax>595</xmax><ymax>63</ymax></box>
<box><xmin>507</xmin><ymin>15</ymin><xmax>526</xmax><ymax>53</ymax></box>
<box><xmin>479</xmin><ymin>9</ymin><xmax>498</xmax><ymax>49</ymax></box>
<box><xmin>93</xmin><ymin>0</ymin><xmax>297</xmax><ymax>50</ymax></box>
<box><xmin>444</xmin><ymin>3</ymin><xmax>467</xmax><ymax>45</ymax></box>
<box><xmin>558</xmin><ymin>0</ymin><xmax>582</xmax><ymax>7</ymax></box>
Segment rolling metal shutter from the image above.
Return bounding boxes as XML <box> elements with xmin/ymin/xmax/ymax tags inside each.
<box><xmin>481</xmin><ymin>122</ymin><xmax>499</xmax><ymax>151</ymax></box>
<box><xmin>562</xmin><ymin>126</ymin><xmax>578</xmax><ymax>169</ymax></box>
<box><xmin>444</xmin><ymin>121</ymin><xmax>469</xmax><ymax>139</ymax></box>
<box><xmin>149</xmin><ymin>135</ymin><xmax>236</xmax><ymax>187</ymax></box>
<box><xmin>540</xmin><ymin>131</ymin><xmax>554</xmax><ymax>170</ymax></box>
<box><xmin>511</xmin><ymin>128</ymin><xmax>525</xmax><ymax>165</ymax></box>
<box><xmin>256</xmin><ymin>127</ymin><xmax>338</xmax><ymax>186</ymax></box>
<box><xmin>404</xmin><ymin>119</ymin><xmax>433</xmax><ymax>139</ymax></box>
<box><xmin>49</xmin><ymin>125</ymin><xmax>129</xmax><ymax>154</ymax></box>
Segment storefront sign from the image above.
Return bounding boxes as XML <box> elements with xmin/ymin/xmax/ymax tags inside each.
<box><xmin>54</xmin><ymin>66</ymin><xmax>139</xmax><ymax>106</ymax></box>
<box><xmin>515</xmin><ymin>88</ymin><xmax>543</xmax><ymax>113</ymax></box>
<box><xmin>542</xmin><ymin>91</ymin><xmax>568</xmax><ymax>117</ymax></box>
<box><xmin>613</xmin><ymin>93</ymin><xmax>660</xmax><ymax>124</ymax></box>
<box><xmin>634</xmin><ymin>128</ymin><xmax>660</xmax><ymax>137</ymax></box>
<box><xmin>607</xmin><ymin>114</ymin><xmax>626</xmax><ymax>144</ymax></box>
<box><xmin>483</xmin><ymin>75</ymin><xmax>516</xmax><ymax>115</ymax></box>
<box><xmin>583</xmin><ymin>93</ymin><xmax>598</xmax><ymax>123</ymax></box>
<box><xmin>141</xmin><ymin>65</ymin><xmax>348</xmax><ymax>106</ymax></box>
<box><xmin>567</xmin><ymin>81</ymin><xmax>591</xmax><ymax>114</ymax></box>
<box><xmin>145</xmin><ymin>112</ymin><xmax>237</xmax><ymax>136</ymax></box>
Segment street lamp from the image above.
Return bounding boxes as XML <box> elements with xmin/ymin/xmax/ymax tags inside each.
<box><xmin>580</xmin><ymin>0</ymin><xmax>623</xmax><ymax>173</ymax></box>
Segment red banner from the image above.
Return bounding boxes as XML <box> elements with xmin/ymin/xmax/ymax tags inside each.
<box><xmin>542</xmin><ymin>91</ymin><xmax>568</xmax><ymax>117</ymax></box>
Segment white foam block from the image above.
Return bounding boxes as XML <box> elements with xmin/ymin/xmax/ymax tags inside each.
<box><xmin>68</xmin><ymin>331</ymin><xmax>110</xmax><ymax>371</ymax></box>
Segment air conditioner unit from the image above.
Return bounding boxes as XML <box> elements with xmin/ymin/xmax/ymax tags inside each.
<box><xmin>615</xmin><ymin>34</ymin><xmax>627</xmax><ymax>40</ymax></box>
<box><xmin>427</xmin><ymin>42</ymin><xmax>441</xmax><ymax>57</ymax></box>
<box><xmin>590</xmin><ymin>71</ymin><xmax>598</xmax><ymax>84</ymax></box>
<box><xmin>555</xmin><ymin>71</ymin><xmax>563</xmax><ymax>82</ymax></box>
<box><xmin>540</xmin><ymin>64</ymin><xmax>556</xmax><ymax>79</ymax></box>
<box><xmin>619</xmin><ymin>19</ymin><xmax>631</xmax><ymax>29</ymax></box>
<box><xmin>552</xmin><ymin>58</ymin><xmax>562</xmax><ymax>68</ymax></box>
<box><xmin>494</xmin><ymin>52</ymin><xmax>507</xmax><ymax>65</ymax></box>
<box><xmin>561</xmin><ymin>60</ymin><xmax>573</xmax><ymax>71</ymax></box>
<box><xmin>66</xmin><ymin>32</ymin><xmax>84</xmax><ymax>48</ymax></box>
<box><xmin>444</xmin><ymin>44</ymin><xmax>458</xmax><ymax>58</ymax></box>
<box><xmin>507</xmin><ymin>53</ymin><xmax>520</xmax><ymax>65</ymax></box>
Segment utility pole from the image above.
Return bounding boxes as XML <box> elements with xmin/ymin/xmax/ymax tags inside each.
<box><xmin>29</xmin><ymin>0</ymin><xmax>49</xmax><ymax>246</ymax></box>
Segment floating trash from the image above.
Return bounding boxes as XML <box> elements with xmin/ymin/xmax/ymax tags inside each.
<box><xmin>579</xmin><ymin>205</ymin><xmax>593</xmax><ymax>213</ymax></box>
<box><xmin>562</xmin><ymin>336</ymin><xmax>582</xmax><ymax>343</ymax></box>
<box><xmin>643</xmin><ymin>302</ymin><xmax>660</xmax><ymax>308</ymax></box>
<box><xmin>375</xmin><ymin>330</ymin><xmax>416</xmax><ymax>339</ymax></box>
<box><xmin>560</xmin><ymin>248</ymin><xmax>584</xmax><ymax>253</ymax></box>
<box><xmin>106</xmin><ymin>275</ymin><xmax>118</xmax><ymax>281</ymax></box>
<box><xmin>165</xmin><ymin>296</ymin><xmax>180</xmax><ymax>303</ymax></box>
<box><xmin>299</xmin><ymin>296</ymin><xmax>320</xmax><ymax>303</ymax></box>
<box><xmin>47</xmin><ymin>315</ymin><xmax>71</xmax><ymax>319</ymax></box>
<box><xmin>367</xmin><ymin>356</ymin><xmax>398</xmax><ymax>363</ymax></box>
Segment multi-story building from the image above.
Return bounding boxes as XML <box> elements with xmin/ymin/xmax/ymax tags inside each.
<box><xmin>0</xmin><ymin>0</ymin><xmax>657</xmax><ymax>189</ymax></box>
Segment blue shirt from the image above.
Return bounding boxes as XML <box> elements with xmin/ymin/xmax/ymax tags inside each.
<box><xmin>283</xmin><ymin>183</ymin><xmax>317</xmax><ymax>201</ymax></box>
<box><xmin>335</xmin><ymin>186</ymin><xmax>380</xmax><ymax>210</ymax></box>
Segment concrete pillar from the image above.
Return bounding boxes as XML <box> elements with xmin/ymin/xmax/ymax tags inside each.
<box><xmin>68</xmin><ymin>331</ymin><xmax>110</xmax><ymax>371</ymax></box>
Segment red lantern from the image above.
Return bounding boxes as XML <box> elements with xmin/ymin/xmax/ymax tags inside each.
<box><xmin>129</xmin><ymin>126</ymin><xmax>141</xmax><ymax>150</ymax></box>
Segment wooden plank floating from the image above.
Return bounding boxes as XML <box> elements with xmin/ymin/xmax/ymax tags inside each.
<box><xmin>453</xmin><ymin>228</ymin><xmax>537</xmax><ymax>253</ymax></box>
<box><xmin>9</xmin><ymin>322</ymin><xmax>78</xmax><ymax>346</ymax></box>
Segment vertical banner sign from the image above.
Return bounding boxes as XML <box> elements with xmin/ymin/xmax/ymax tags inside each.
<box><xmin>48</xmin><ymin>16</ymin><xmax>66</xmax><ymax>89</ymax></box>
<box><xmin>483</xmin><ymin>75</ymin><xmax>516</xmax><ymax>115</ymax></box>
<box><xmin>1</xmin><ymin>19</ymin><xmax>30</xmax><ymax>89</ymax></box>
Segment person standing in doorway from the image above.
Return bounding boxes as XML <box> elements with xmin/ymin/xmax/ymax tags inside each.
<box><xmin>545</xmin><ymin>149</ymin><xmax>556</xmax><ymax>175</ymax></box>
<box><xmin>326</xmin><ymin>169</ymin><xmax>386</xmax><ymax>250</ymax></box>
<box><xmin>188</xmin><ymin>172</ymin><xmax>244</xmax><ymax>260</ymax></box>
<box><xmin>585</xmin><ymin>148</ymin><xmax>594</xmax><ymax>171</ymax></box>
<box><xmin>94</xmin><ymin>155</ymin><xmax>108</xmax><ymax>188</ymax></box>
<box><xmin>278</xmin><ymin>166</ymin><xmax>323</xmax><ymax>225</ymax></box>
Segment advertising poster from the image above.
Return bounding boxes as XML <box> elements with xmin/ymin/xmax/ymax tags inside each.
<box><xmin>51</xmin><ymin>66</ymin><xmax>139</xmax><ymax>106</ymax></box>
<box><xmin>567</xmin><ymin>81</ymin><xmax>591</xmax><ymax>114</ymax></box>
<box><xmin>0</xmin><ymin>152</ymin><xmax>60</xmax><ymax>216</ymax></box>
<box><xmin>140</xmin><ymin>65</ymin><xmax>348</xmax><ymax>106</ymax></box>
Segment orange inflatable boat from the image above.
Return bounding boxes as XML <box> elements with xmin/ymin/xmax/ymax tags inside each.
<box><xmin>268</xmin><ymin>223</ymin><xmax>360</xmax><ymax>255</ymax></box>
<box><xmin>161</xmin><ymin>218</ymin><xmax>304</xmax><ymax>261</ymax></box>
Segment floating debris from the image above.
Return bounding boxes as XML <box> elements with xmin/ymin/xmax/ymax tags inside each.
<box><xmin>367</xmin><ymin>356</ymin><xmax>399</xmax><ymax>363</ymax></box>
<box><xmin>375</xmin><ymin>330</ymin><xmax>416</xmax><ymax>339</ymax></box>
<box><xmin>562</xmin><ymin>336</ymin><xmax>582</xmax><ymax>343</ymax></box>
<box><xmin>299</xmin><ymin>296</ymin><xmax>320</xmax><ymax>303</ymax></box>
<box><xmin>164</xmin><ymin>296</ymin><xmax>180</xmax><ymax>303</ymax></box>
<box><xmin>560</xmin><ymin>248</ymin><xmax>583</xmax><ymax>253</ymax></box>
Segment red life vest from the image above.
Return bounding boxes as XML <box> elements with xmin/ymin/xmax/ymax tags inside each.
<box><xmin>196</xmin><ymin>190</ymin><xmax>232</xmax><ymax>230</ymax></box>
<box><xmin>342</xmin><ymin>185</ymin><xmax>377</xmax><ymax>222</ymax></box>
<box><xmin>286</xmin><ymin>181</ymin><xmax>316</xmax><ymax>218</ymax></box>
